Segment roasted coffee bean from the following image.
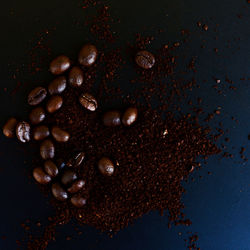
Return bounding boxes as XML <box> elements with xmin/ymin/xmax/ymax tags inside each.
<box><xmin>48</xmin><ymin>76</ymin><xmax>67</xmax><ymax>95</ymax></box>
<box><xmin>51</xmin><ymin>126</ymin><xmax>70</xmax><ymax>142</ymax></box>
<box><xmin>69</xmin><ymin>66</ymin><xmax>84</xmax><ymax>87</ymax></box>
<box><xmin>70</xmin><ymin>195</ymin><xmax>86</xmax><ymax>208</ymax></box>
<box><xmin>67</xmin><ymin>152</ymin><xmax>85</xmax><ymax>167</ymax></box>
<box><xmin>29</xmin><ymin>107</ymin><xmax>46</xmax><ymax>125</ymax></box>
<box><xmin>57</xmin><ymin>158</ymin><xmax>66</xmax><ymax>170</ymax></box>
<box><xmin>78</xmin><ymin>44</ymin><xmax>98</xmax><ymax>67</ymax></box>
<box><xmin>103</xmin><ymin>110</ymin><xmax>121</xmax><ymax>127</ymax></box>
<box><xmin>44</xmin><ymin>160</ymin><xmax>59</xmax><ymax>177</ymax></box>
<box><xmin>50</xmin><ymin>55</ymin><xmax>71</xmax><ymax>75</ymax></box>
<box><xmin>61</xmin><ymin>170</ymin><xmax>77</xmax><ymax>186</ymax></box>
<box><xmin>51</xmin><ymin>183</ymin><xmax>68</xmax><ymax>201</ymax></box>
<box><xmin>33</xmin><ymin>125</ymin><xmax>50</xmax><ymax>141</ymax></box>
<box><xmin>28</xmin><ymin>87</ymin><xmax>47</xmax><ymax>106</ymax></box>
<box><xmin>16</xmin><ymin>121</ymin><xmax>31</xmax><ymax>143</ymax></box>
<box><xmin>79</xmin><ymin>93</ymin><xmax>97</xmax><ymax>111</ymax></box>
<box><xmin>33</xmin><ymin>167</ymin><xmax>51</xmax><ymax>184</ymax></box>
<box><xmin>3</xmin><ymin>118</ymin><xmax>18</xmax><ymax>138</ymax></box>
<box><xmin>122</xmin><ymin>107</ymin><xmax>138</xmax><ymax>126</ymax></box>
<box><xmin>46</xmin><ymin>95</ymin><xmax>63</xmax><ymax>113</ymax></box>
<box><xmin>98</xmin><ymin>157</ymin><xmax>115</xmax><ymax>176</ymax></box>
<box><xmin>40</xmin><ymin>139</ymin><xmax>55</xmax><ymax>159</ymax></box>
<box><xmin>67</xmin><ymin>179</ymin><xmax>85</xmax><ymax>194</ymax></box>
<box><xmin>135</xmin><ymin>50</ymin><xmax>155</xmax><ymax>69</ymax></box>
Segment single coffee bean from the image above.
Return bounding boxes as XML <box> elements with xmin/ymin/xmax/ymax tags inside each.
<box><xmin>48</xmin><ymin>76</ymin><xmax>67</xmax><ymax>95</ymax></box>
<box><xmin>61</xmin><ymin>170</ymin><xmax>77</xmax><ymax>186</ymax></box>
<box><xmin>51</xmin><ymin>183</ymin><xmax>68</xmax><ymax>201</ymax></box>
<box><xmin>33</xmin><ymin>125</ymin><xmax>50</xmax><ymax>141</ymax></box>
<box><xmin>69</xmin><ymin>66</ymin><xmax>84</xmax><ymax>87</ymax></box>
<box><xmin>33</xmin><ymin>167</ymin><xmax>51</xmax><ymax>184</ymax></box>
<box><xmin>40</xmin><ymin>139</ymin><xmax>55</xmax><ymax>159</ymax></box>
<box><xmin>79</xmin><ymin>93</ymin><xmax>97</xmax><ymax>111</ymax></box>
<box><xmin>28</xmin><ymin>87</ymin><xmax>47</xmax><ymax>106</ymax></box>
<box><xmin>50</xmin><ymin>55</ymin><xmax>71</xmax><ymax>75</ymax></box>
<box><xmin>16</xmin><ymin>121</ymin><xmax>31</xmax><ymax>143</ymax></box>
<box><xmin>3</xmin><ymin>118</ymin><xmax>18</xmax><ymax>138</ymax></box>
<box><xmin>78</xmin><ymin>44</ymin><xmax>98</xmax><ymax>67</ymax></box>
<box><xmin>29</xmin><ymin>107</ymin><xmax>46</xmax><ymax>125</ymax></box>
<box><xmin>67</xmin><ymin>179</ymin><xmax>85</xmax><ymax>194</ymax></box>
<box><xmin>44</xmin><ymin>160</ymin><xmax>59</xmax><ymax>177</ymax></box>
<box><xmin>135</xmin><ymin>50</ymin><xmax>155</xmax><ymax>69</ymax></box>
<box><xmin>103</xmin><ymin>110</ymin><xmax>121</xmax><ymax>127</ymax></box>
<box><xmin>51</xmin><ymin>126</ymin><xmax>70</xmax><ymax>142</ymax></box>
<box><xmin>67</xmin><ymin>152</ymin><xmax>85</xmax><ymax>167</ymax></box>
<box><xmin>98</xmin><ymin>157</ymin><xmax>115</xmax><ymax>176</ymax></box>
<box><xmin>70</xmin><ymin>195</ymin><xmax>86</xmax><ymax>208</ymax></box>
<box><xmin>46</xmin><ymin>95</ymin><xmax>63</xmax><ymax>113</ymax></box>
<box><xmin>122</xmin><ymin>107</ymin><xmax>138</xmax><ymax>126</ymax></box>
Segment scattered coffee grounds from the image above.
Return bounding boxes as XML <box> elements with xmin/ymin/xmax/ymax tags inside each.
<box><xmin>4</xmin><ymin>0</ymin><xmax>248</xmax><ymax>249</ymax></box>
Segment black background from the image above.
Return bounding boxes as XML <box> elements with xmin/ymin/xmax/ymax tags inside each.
<box><xmin>0</xmin><ymin>0</ymin><xmax>250</xmax><ymax>249</ymax></box>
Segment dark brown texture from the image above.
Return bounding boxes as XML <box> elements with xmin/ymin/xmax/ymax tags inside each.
<box><xmin>78</xmin><ymin>44</ymin><xmax>98</xmax><ymax>66</ymax></box>
<box><xmin>51</xmin><ymin>126</ymin><xmax>70</xmax><ymax>142</ymax></box>
<box><xmin>68</xmin><ymin>66</ymin><xmax>84</xmax><ymax>87</ymax></box>
<box><xmin>51</xmin><ymin>183</ymin><xmax>68</xmax><ymax>201</ymax></box>
<box><xmin>70</xmin><ymin>196</ymin><xmax>87</xmax><ymax>208</ymax></box>
<box><xmin>46</xmin><ymin>95</ymin><xmax>63</xmax><ymax>113</ymax></box>
<box><xmin>16</xmin><ymin>121</ymin><xmax>31</xmax><ymax>143</ymax></box>
<box><xmin>50</xmin><ymin>55</ymin><xmax>71</xmax><ymax>75</ymax></box>
<box><xmin>33</xmin><ymin>126</ymin><xmax>50</xmax><ymax>141</ymax></box>
<box><xmin>44</xmin><ymin>160</ymin><xmax>59</xmax><ymax>177</ymax></box>
<box><xmin>67</xmin><ymin>179</ymin><xmax>85</xmax><ymax>193</ymax></box>
<box><xmin>61</xmin><ymin>170</ymin><xmax>78</xmax><ymax>186</ymax></box>
<box><xmin>122</xmin><ymin>107</ymin><xmax>138</xmax><ymax>126</ymax></box>
<box><xmin>48</xmin><ymin>76</ymin><xmax>67</xmax><ymax>95</ymax></box>
<box><xmin>29</xmin><ymin>107</ymin><xmax>46</xmax><ymax>125</ymax></box>
<box><xmin>3</xmin><ymin>118</ymin><xmax>17</xmax><ymax>138</ymax></box>
<box><xmin>135</xmin><ymin>50</ymin><xmax>155</xmax><ymax>69</ymax></box>
<box><xmin>40</xmin><ymin>139</ymin><xmax>55</xmax><ymax>160</ymax></box>
<box><xmin>103</xmin><ymin>110</ymin><xmax>121</xmax><ymax>127</ymax></box>
<box><xmin>79</xmin><ymin>93</ymin><xmax>97</xmax><ymax>111</ymax></box>
<box><xmin>33</xmin><ymin>167</ymin><xmax>51</xmax><ymax>185</ymax></box>
<box><xmin>28</xmin><ymin>87</ymin><xmax>47</xmax><ymax>106</ymax></box>
<box><xmin>98</xmin><ymin>157</ymin><xmax>115</xmax><ymax>176</ymax></box>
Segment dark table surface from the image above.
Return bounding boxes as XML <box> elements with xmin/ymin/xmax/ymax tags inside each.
<box><xmin>0</xmin><ymin>0</ymin><xmax>250</xmax><ymax>249</ymax></box>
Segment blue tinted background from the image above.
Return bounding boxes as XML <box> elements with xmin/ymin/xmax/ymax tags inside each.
<box><xmin>0</xmin><ymin>0</ymin><xmax>249</xmax><ymax>249</ymax></box>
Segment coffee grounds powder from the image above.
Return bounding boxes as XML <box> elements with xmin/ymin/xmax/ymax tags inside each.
<box><xmin>7</xmin><ymin>1</ymin><xmax>233</xmax><ymax>249</ymax></box>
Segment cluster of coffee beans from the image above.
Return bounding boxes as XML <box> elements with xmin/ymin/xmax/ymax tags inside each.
<box><xmin>2</xmin><ymin>45</ymin><xmax>153</xmax><ymax>207</ymax></box>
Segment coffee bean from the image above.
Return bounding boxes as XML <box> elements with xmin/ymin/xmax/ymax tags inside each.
<box><xmin>79</xmin><ymin>93</ymin><xmax>97</xmax><ymax>111</ymax></box>
<box><xmin>50</xmin><ymin>55</ymin><xmax>71</xmax><ymax>75</ymax></box>
<box><xmin>78</xmin><ymin>44</ymin><xmax>98</xmax><ymax>67</ymax></box>
<box><xmin>44</xmin><ymin>160</ymin><xmax>59</xmax><ymax>177</ymax></box>
<box><xmin>51</xmin><ymin>126</ymin><xmax>70</xmax><ymax>142</ymax></box>
<box><xmin>122</xmin><ymin>107</ymin><xmax>138</xmax><ymax>126</ymax></box>
<box><xmin>56</xmin><ymin>158</ymin><xmax>66</xmax><ymax>170</ymax></box>
<box><xmin>28</xmin><ymin>87</ymin><xmax>47</xmax><ymax>106</ymax></box>
<box><xmin>40</xmin><ymin>139</ymin><xmax>55</xmax><ymax>159</ymax></box>
<box><xmin>135</xmin><ymin>50</ymin><xmax>155</xmax><ymax>69</ymax></box>
<box><xmin>16</xmin><ymin>121</ymin><xmax>31</xmax><ymax>143</ymax></box>
<box><xmin>70</xmin><ymin>195</ymin><xmax>86</xmax><ymax>208</ymax></box>
<box><xmin>33</xmin><ymin>167</ymin><xmax>51</xmax><ymax>184</ymax></box>
<box><xmin>103</xmin><ymin>110</ymin><xmax>121</xmax><ymax>127</ymax></box>
<box><xmin>3</xmin><ymin>118</ymin><xmax>18</xmax><ymax>138</ymax></box>
<box><xmin>61</xmin><ymin>170</ymin><xmax>77</xmax><ymax>186</ymax></box>
<box><xmin>69</xmin><ymin>66</ymin><xmax>84</xmax><ymax>87</ymax></box>
<box><xmin>48</xmin><ymin>76</ymin><xmax>67</xmax><ymax>95</ymax></box>
<box><xmin>29</xmin><ymin>107</ymin><xmax>46</xmax><ymax>125</ymax></box>
<box><xmin>46</xmin><ymin>95</ymin><xmax>63</xmax><ymax>113</ymax></box>
<box><xmin>98</xmin><ymin>157</ymin><xmax>115</xmax><ymax>176</ymax></box>
<box><xmin>67</xmin><ymin>152</ymin><xmax>85</xmax><ymax>167</ymax></box>
<box><xmin>67</xmin><ymin>179</ymin><xmax>85</xmax><ymax>193</ymax></box>
<box><xmin>51</xmin><ymin>183</ymin><xmax>68</xmax><ymax>201</ymax></box>
<box><xmin>33</xmin><ymin>125</ymin><xmax>50</xmax><ymax>141</ymax></box>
